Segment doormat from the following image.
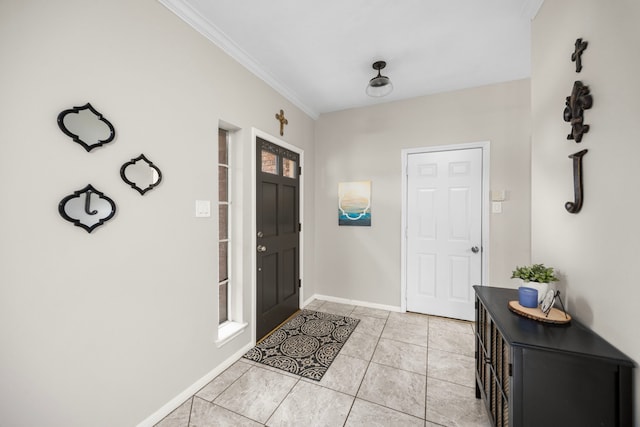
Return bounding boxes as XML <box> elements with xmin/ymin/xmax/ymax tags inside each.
<box><xmin>243</xmin><ymin>309</ymin><xmax>360</xmax><ymax>381</ymax></box>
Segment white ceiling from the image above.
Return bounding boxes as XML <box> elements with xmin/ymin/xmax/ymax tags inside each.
<box><xmin>159</xmin><ymin>0</ymin><xmax>544</xmax><ymax>119</ymax></box>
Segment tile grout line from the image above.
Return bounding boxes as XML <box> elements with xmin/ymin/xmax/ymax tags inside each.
<box><xmin>263</xmin><ymin>375</ymin><xmax>302</xmax><ymax>426</ymax></box>
<box><xmin>207</xmin><ymin>365</ymin><xmax>279</xmax><ymax>425</ymax></box>
<box><xmin>186</xmin><ymin>396</ymin><xmax>194</xmax><ymax>427</ymax></box>
<box><xmin>191</xmin><ymin>395</ymin><xmax>264</xmax><ymax>426</ymax></box>
<box><xmin>341</xmin><ymin>305</ymin><xmax>375</xmax><ymax>426</ymax></box>
<box><xmin>195</xmin><ymin>361</ymin><xmax>251</xmax><ymax>403</ymax></box>
<box><xmin>347</xmin><ymin>310</ymin><xmax>407</xmax><ymax>421</ymax></box>
<box><xmin>330</xmin><ymin>305</ymin><xmax>362</xmax><ymax>427</ymax></box>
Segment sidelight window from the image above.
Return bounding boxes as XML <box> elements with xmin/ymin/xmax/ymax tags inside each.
<box><xmin>218</xmin><ymin>129</ymin><xmax>230</xmax><ymax>323</ymax></box>
<box><xmin>216</xmin><ymin>126</ymin><xmax>248</xmax><ymax>347</ymax></box>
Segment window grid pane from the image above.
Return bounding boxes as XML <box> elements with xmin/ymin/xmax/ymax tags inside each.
<box><xmin>283</xmin><ymin>158</ymin><xmax>297</xmax><ymax>178</ymax></box>
<box><xmin>218</xmin><ymin>166</ymin><xmax>228</xmax><ymax>201</ymax></box>
<box><xmin>219</xmin><ymin>281</ymin><xmax>228</xmax><ymax>324</ymax></box>
<box><xmin>218</xmin><ymin>129</ymin><xmax>228</xmax><ymax>164</ymax></box>
<box><xmin>219</xmin><ymin>204</ymin><xmax>228</xmax><ymax>240</ymax></box>
<box><xmin>261</xmin><ymin>150</ymin><xmax>278</xmax><ymax>175</ymax></box>
<box><xmin>219</xmin><ymin>242</ymin><xmax>228</xmax><ymax>282</ymax></box>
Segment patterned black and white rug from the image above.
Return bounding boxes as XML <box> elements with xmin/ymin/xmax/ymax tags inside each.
<box><xmin>243</xmin><ymin>309</ymin><xmax>360</xmax><ymax>381</ymax></box>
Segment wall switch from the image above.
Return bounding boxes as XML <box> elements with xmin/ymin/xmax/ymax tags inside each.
<box><xmin>492</xmin><ymin>201</ymin><xmax>503</xmax><ymax>214</ymax></box>
<box><xmin>195</xmin><ymin>200</ymin><xmax>211</xmax><ymax>217</ymax></box>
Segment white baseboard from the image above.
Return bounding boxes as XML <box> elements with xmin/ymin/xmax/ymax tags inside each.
<box><xmin>136</xmin><ymin>342</ymin><xmax>254</xmax><ymax>427</ymax></box>
<box><xmin>309</xmin><ymin>294</ymin><xmax>403</xmax><ymax>313</ymax></box>
<box><xmin>302</xmin><ymin>294</ymin><xmax>316</xmax><ymax>308</ymax></box>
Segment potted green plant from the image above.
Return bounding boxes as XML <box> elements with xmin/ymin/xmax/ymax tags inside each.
<box><xmin>511</xmin><ymin>263</ymin><xmax>558</xmax><ymax>304</ymax></box>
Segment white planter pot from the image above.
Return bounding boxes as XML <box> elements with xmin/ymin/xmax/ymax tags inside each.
<box><xmin>516</xmin><ymin>279</ymin><xmax>550</xmax><ymax>304</ymax></box>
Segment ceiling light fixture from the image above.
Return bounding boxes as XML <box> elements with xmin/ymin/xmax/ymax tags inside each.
<box><xmin>366</xmin><ymin>60</ymin><xmax>393</xmax><ymax>97</ymax></box>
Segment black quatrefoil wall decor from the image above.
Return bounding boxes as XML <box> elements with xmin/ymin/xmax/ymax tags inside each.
<box><xmin>59</xmin><ymin>184</ymin><xmax>116</xmax><ymax>233</ymax></box>
<box><xmin>563</xmin><ymin>80</ymin><xmax>593</xmax><ymax>143</ymax></box>
<box><xmin>57</xmin><ymin>103</ymin><xmax>115</xmax><ymax>152</ymax></box>
<box><xmin>120</xmin><ymin>154</ymin><xmax>163</xmax><ymax>195</ymax></box>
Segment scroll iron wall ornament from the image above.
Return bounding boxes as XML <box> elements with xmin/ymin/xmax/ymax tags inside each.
<box><xmin>275</xmin><ymin>109</ymin><xmax>288</xmax><ymax>136</ymax></box>
<box><xmin>571</xmin><ymin>38</ymin><xmax>588</xmax><ymax>73</ymax></box>
<box><xmin>563</xmin><ymin>80</ymin><xmax>593</xmax><ymax>143</ymax></box>
<box><xmin>57</xmin><ymin>103</ymin><xmax>115</xmax><ymax>152</ymax></box>
<box><xmin>120</xmin><ymin>154</ymin><xmax>163</xmax><ymax>195</ymax></box>
<box><xmin>58</xmin><ymin>184</ymin><xmax>116</xmax><ymax>233</ymax></box>
<box><xmin>566</xmin><ymin>149</ymin><xmax>588</xmax><ymax>214</ymax></box>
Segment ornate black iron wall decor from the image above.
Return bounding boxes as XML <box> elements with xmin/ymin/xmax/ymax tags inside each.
<box><xmin>571</xmin><ymin>38</ymin><xmax>588</xmax><ymax>73</ymax></box>
<box><xmin>566</xmin><ymin>149</ymin><xmax>588</xmax><ymax>214</ymax></box>
<box><xmin>563</xmin><ymin>80</ymin><xmax>593</xmax><ymax>142</ymax></box>
<box><xmin>120</xmin><ymin>154</ymin><xmax>163</xmax><ymax>195</ymax></box>
<box><xmin>59</xmin><ymin>184</ymin><xmax>116</xmax><ymax>233</ymax></box>
<box><xmin>564</xmin><ymin>38</ymin><xmax>592</xmax><ymax>214</ymax></box>
<box><xmin>57</xmin><ymin>103</ymin><xmax>115</xmax><ymax>152</ymax></box>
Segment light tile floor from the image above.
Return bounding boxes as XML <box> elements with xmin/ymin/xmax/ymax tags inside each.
<box><xmin>155</xmin><ymin>300</ymin><xmax>490</xmax><ymax>427</ymax></box>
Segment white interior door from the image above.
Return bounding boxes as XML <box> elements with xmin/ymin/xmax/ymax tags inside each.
<box><xmin>406</xmin><ymin>148</ymin><xmax>483</xmax><ymax>321</ymax></box>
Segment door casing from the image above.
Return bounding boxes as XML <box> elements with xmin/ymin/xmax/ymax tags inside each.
<box><xmin>400</xmin><ymin>141</ymin><xmax>490</xmax><ymax>313</ymax></box>
<box><xmin>251</xmin><ymin>128</ymin><xmax>304</xmax><ymax>343</ymax></box>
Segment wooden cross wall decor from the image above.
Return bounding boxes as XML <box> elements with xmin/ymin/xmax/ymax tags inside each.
<box><xmin>275</xmin><ymin>109</ymin><xmax>288</xmax><ymax>136</ymax></box>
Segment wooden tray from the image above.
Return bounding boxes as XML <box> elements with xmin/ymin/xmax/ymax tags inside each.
<box><xmin>508</xmin><ymin>300</ymin><xmax>571</xmax><ymax>324</ymax></box>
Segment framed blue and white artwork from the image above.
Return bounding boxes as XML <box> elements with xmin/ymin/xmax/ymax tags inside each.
<box><xmin>338</xmin><ymin>181</ymin><xmax>371</xmax><ymax>226</ymax></box>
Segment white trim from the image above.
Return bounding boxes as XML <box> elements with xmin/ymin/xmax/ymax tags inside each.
<box><xmin>521</xmin><ymin>0</ymin><xmax>545</xmax><ymax>20</ymax></box>
<box><xmin>215</xmin><ymin>321</ymin><xmax>248</xmax><ymax>348</ymax></box>
<box><xmin>136</xmin><ymin>342</ymin><xmax>253</xmax><ymax>427</ymax></box>
<box><xmin>157</xmin><ymin>0</ymin><xmax>318</xmax><ymax>119</ymax></box>
<box><xmin>251</xmin><ymin>128</ymin><xmax>305</xmax><ymax>344</ymax></box>
<box><xmin>400</xmin><ymin>141</ymin><xmax>490</xmax><ymax>312</ymax></box>
<box><xmin>309</xmin><ymin>294</ymin><xmax>403</xmax><ymax>313</ymax></box>
<box><xmin>302</xmin><ymin>294</ymin><xmax>316</xmax><ymax>308</ymax></box>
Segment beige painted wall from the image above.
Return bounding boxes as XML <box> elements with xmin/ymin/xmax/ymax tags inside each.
<box><xmin>0</xmin><ymin>1</ymin><xmax>315</xmax><ymax>426</ymax></box>
<box><xmin>532</xmin><ymin>0</ymin><xmax>640</xmax><ymax>419</ymax></box>
<box><xmin>314</xmin><ymin>79</ymin><xmax>531</xmax><ymax>307</ymax></box>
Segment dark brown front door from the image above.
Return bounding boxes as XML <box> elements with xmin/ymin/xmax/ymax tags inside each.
<box><xmin>256</xmin><ymin>137</ymin><xmax>300</xmax><ymax>340</ymax></box>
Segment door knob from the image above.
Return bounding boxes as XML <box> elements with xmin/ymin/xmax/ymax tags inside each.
<box><xmin>257</xmin><ymin>245</ymin><xmax>267</xmax><ymax>253</ymax></box>
<box><xmin>471</xmin><ymin>246</ymin><xmax>480</xmax><ymax>253</ymax></box>
<box><xmin>257</xmin><ymin>231</ymin><xmax>264</xmax><ymax>238</ymax></box>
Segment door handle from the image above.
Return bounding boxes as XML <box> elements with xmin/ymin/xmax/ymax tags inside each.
<box><xmin>471</xmin><ymin>246</ymin><xmax>480</xmax><ymax>254</ymax></box>
<box><xmin>257</xmin><ymin>245</ymin><xmax>267</xmax><ymax>253</ymax></box>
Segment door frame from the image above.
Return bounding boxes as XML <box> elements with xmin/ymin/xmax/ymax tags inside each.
<box><xmin>251</xmin><ymin>128</ymin><xmax>304</xmax><ymax>343</ymax></box>
<box><xmin>400</xmin><ymin>141</ymin><xmax>490</xmax><ymax>313</ymax></box>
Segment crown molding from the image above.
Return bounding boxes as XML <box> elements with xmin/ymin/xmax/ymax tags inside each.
<box><xmin>157</xmin><ymin>0</ymin><xmax>319</xmax><ymax>119</ymax></box>
<box><xmin>521</xmin><ymin>0</ymin><xmax>544</xmax><ymax>20</ymax></box>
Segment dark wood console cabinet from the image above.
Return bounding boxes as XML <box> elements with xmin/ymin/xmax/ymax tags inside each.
<box><xmin>474</xmin><ymin>286</ymin><xmax>633</xmax><ymax>427</ymax></box>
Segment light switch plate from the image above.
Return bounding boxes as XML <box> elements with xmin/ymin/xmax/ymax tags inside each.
<box><xmin>492</xmin><ymin>201</ymin><xmax>502</xmax><ymax>214</ymax></box>
<box><xmin>195</xmin><ymin>200</ymin><xmax>211</xmax><ymax>217</ymax></box>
